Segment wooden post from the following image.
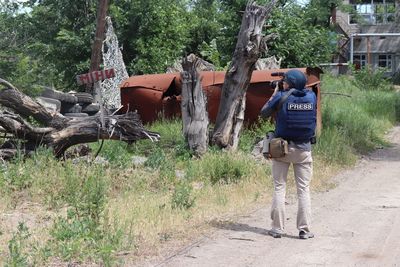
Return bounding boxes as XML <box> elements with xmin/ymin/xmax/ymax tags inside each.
<box><xmin>211</xmin><ymin>0</ymin><xmax>277</xmax><ymax>149</ymax></box>
<box><xmin>180</xmin><ymin>58</ymin><xmax>209</xmax><ymax>156</ymax></box>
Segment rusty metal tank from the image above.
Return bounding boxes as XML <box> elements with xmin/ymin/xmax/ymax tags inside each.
<box><xmin>120</xmin><ymin>67</ymin><xmax>322</xmax><ymax>130</ymax></box>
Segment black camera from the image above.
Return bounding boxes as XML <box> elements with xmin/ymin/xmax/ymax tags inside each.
<box><xmin>270</xmin><ymin>71</ymin><xmax>285</xmax><ymax>91</ymax></box>
<box><xmin>270</xmin><ymin>79</ymin><xmax>284</xmax><ymax>91</ymax></box>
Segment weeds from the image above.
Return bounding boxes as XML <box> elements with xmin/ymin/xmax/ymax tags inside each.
<box><xmin>6</xmin><ymin>223</ymin><xmax>30</xmax><ymax>267</ymax></box>
<box><xmin>171</xmin><ymin>182</ymin><xmax>195</xmax><ymax>210</ymax></box>
<box><xmin>45</xmin><ymin>170</ymin><xmax>122</xmax><ymax>264</ymax></box>
<box><xmin>202</xmin><ymin>152</ymin><xmax>253</xmax><ymax>185</ymax></box>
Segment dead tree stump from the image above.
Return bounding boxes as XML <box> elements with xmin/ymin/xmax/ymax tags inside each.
<box><xmin>180</xmin><ymin>59</ymin><xmax>209</xmax><ymax>156</ymax></box>
<box><xmin>212</xmin><ymin>0</ymin><xmax>277</xmax><ymax>150</ymax></box>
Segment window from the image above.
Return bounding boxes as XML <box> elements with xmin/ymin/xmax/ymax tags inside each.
<box><xmin>378</xmin><ymin>54</ymin><xmax>392</xmax><ymax>70</ymax></box>
<box><xmin>353</xmin><ymin>54</ymin><xmax>367</xmax><ymax>69</ymax></box>
<box><xmin>349</xmin><ymin>3</ymin><xmax>396</xmax><ymax>25</ymax></box>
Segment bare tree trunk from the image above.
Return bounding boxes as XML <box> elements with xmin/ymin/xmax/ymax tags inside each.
<box><xmin>212</xmin><ymin>0</ymin><xmax>277</xmax><ymax>149</ymax></box>
<box><xmin>87</xmin><ymin>0</ymin><xmax>109</xmax><ymax>94</ymax></box>
<box><xmin>0</xmin><ymin>79</ymin><xmax>159</xmax><ymax>159</ymax></box>
<box><xmin>181</xmin><ymin>59</ymin><xmax>209</xmax><ymax>156</ymax></box>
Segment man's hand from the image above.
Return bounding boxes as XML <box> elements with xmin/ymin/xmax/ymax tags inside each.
<box><xmin>267</xmin><ymin>84</ymin><xmax>280</xmax><ymax>105</ymax></box>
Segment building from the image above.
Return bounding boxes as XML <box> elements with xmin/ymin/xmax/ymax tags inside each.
<box><xmin>332</xmin><ymin>0</ymin><xmax>400</xmax><ymax>76</ymax></box>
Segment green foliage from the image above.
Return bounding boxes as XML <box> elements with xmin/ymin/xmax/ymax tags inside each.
<box><xmin>267</xmin><ymin>2</ymin><xmax>338</xmax><ymax>67</ymax></box>
<box><xmin>0</xmin><ymin>146</ymin><xmax>47</xmax><ymax>193</ymax></box>
<box><xmin>48</xmin><ymin>209</ymin><xmax>123</xmax><ymax>265</ymax></box>
<box><xmin>199</xmin><ymin>39</ymin><xmax>221</xmax><ymax>68</ymax></box>
<box><xmin>314</xmin><ymin>126</ymin><xmax>356</xmax><ymax>165</ymax></box>
<box><xmin>173</xmin><ymin>141</ymin><xmax>194</xmax><ymax>161</ymax></box>
<box><xmin>0</xmin><ymin>0</ymin><xmax>96</xmax><ymax>90</ymax></box>
<box><xmin>47</xmin><ymin>169</ymin><xmax>122</xmax><ymax>264</ymax></box>
<box><xmin>203</xmin><ymin>152</ymin><xmax>252</xmax><ymax>185</ymax></box>
<box><xmin>115</xmin><ymin>0</ymin><xmax>191</xmax><ymax>74</ymax></box>
<box><xmin>6</xmin><ymin>223</ymin><xmax>30</xmax><ymax>267</ymax></box>
<box><xmin>317</xmin><ymin>74</ymin><xmax>397</xmax><ymax>160</ymax></box>
<box><xmin>91</xmin><ymin>141</ymin><xmax>133</xmax><ymax>168</ymax></box>
<box><xmin>171</xmin><ymin>181</ymin><xmax>195</xmax><ymax>210</ymax></box>
<box><xmin>1</xmin><ymin>0</ymin><xmax>345</xmax><ymax>89</ymax></box>
<box><xmin>186</xmin><ymin>0</ymin><xmax>226</xmax><ymax>65</ymax></box>
<box><xmin>303</xmin><ymin>0</ymin><xmax>343</xmax><ymax>27</ymax></box>
<box><xmin>144</xmin><ymin>146</ymin><xmax>166</xmax><ymax>169</ymax></box>
<box><xmin>2</xmin><ymin>162</ymin><xmax>33</xmax><ymax>192</ymax></box>
<box><xmin>352</xmin><ymin>67</ymin><xmax>393</xmax><ymax>91</ymax></box>
<box><xmin>239</xmin><ymin>120</ymin><xmax>275</xmax><ymax>153</ymax></box>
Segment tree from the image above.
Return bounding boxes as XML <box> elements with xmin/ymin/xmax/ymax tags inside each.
<box><xmin>0</xmin><ymin>3</ymin><xmax>55</xmax><ymax>94</ymax></box>
<box><xmin>303</xmin><ymin>0</ymin><xmax>342</xmax><ymax>27</ymax></box>
<box><xmin>0</xmin><ymin>0</ymin><xmax>339</xmax><ymax>95</ymax></box>
<box><xmin>113</xmin><ymin>0</ymin><xmax>191</xmax><ymax>75</ymax></box>
<box><xmin>212</xmin><ymin>0</ymin><xmax>278</xmax><ymax>149</ymax></box>
<box><xmin>266</xmin><ymin>1</ymin><xmax>338</xmax><ymax>67</ymax></box>
<box><xmin>186</xmin><ymin>0</ymin><xmax>222</xmax><ymax>64</ymax></box>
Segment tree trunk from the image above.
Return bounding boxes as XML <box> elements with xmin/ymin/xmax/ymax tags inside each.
<box><xmin>0</xmin><ymin>79</ymin><xmax>159</xmax><ymax>159</ymax></box>
<box><xmin>87</xmin><ymin>0</ymin><xmax>109</xmax><ymax>95</ymax></box>
<box><xmin>181</xmin><ymin>58</ymin><xmax>209</xmax><ymax>156</ymax></box>
<box><xmin>211</xmin><ymin>0</ymin><xmax>277</xmax><ymax>149</ymax></box>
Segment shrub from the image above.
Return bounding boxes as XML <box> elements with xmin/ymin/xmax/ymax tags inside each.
<box><xmin>95</xmin><ymin>141</ymin><xmax>133</xmax><ymax>168</ymax></box>
<box><xmin>171</xmin><ymin>182</ymin><xmax>195</xmax><ymax>210</ymax></box>
<box><xmin>145</xmin><ymin>147</ymin><xmax>166</xmax><ymax>169</ymax></box>
<box><xmin>352</xmin><ymin>67</ymin><xmax>393</xmax><ymax>91</ymax></box>
<box><xmin>6</xmin><ymin>222</ymin><xmax>30</xmax><ymax>267</ymax></box>
<box><xmin>205</xmin><ymin>152</ymin><xmax>252</xmax><ymax>185</ymax></box>
<box><xmin>45</xmin><ymin>168</ymin><xmax>123</xmax><ymax>265</ymax></box>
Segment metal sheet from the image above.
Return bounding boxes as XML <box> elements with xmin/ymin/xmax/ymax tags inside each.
<box><xmin>120</xmin><ymin>67</ymin><xmax>322</xmax><ymax>126</ymax></box>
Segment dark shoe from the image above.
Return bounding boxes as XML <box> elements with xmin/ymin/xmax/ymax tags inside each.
<box><xmin>268</xmin><ymin>230</ymin><xmax>282</xmax><ymax>238</ymax></box>
<box><xmin>299</xmin><ymin>230</ymin><xmax>314</xmax><ymax>239</ymax></box>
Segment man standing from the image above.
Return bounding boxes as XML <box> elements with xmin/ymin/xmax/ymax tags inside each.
<box><xmin>260</xmin><ymin>69</ymin><xmax>317</xmax><ymax>239</ymax></box>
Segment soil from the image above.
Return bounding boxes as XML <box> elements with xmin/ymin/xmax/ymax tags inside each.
<box><xmin>146</xmin><ymin>126</ymin><xmax>400</xmax><ymax>266</ymax></box>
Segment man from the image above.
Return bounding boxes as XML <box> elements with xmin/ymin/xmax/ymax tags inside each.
<box><xmin>260</xmin><ymin>69</ymin><xmax>317</xmax><ymax>239</ymax></box>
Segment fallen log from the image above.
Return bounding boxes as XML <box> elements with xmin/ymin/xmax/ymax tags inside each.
<box><xmin>0</xmin><ymin>78</ymin><xmax>159</xmax><ymax>159</ymax></box>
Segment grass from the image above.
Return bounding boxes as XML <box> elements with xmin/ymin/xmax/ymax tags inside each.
<box><xmin>0</xmin><ymin>73</ymin><xmax>399</xmax><ymax>265</ymax></box>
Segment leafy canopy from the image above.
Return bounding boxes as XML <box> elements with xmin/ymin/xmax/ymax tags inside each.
<box><xmin>1</xmin><ymin>0</ymin><xmax>339</xmax><ymax>91</ymax></box>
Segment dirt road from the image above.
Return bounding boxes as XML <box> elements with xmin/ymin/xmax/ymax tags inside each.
<box><xmin>154</xmin><ymin>126</ymin><xmax>400</xmax><ymax>267</ymax></box>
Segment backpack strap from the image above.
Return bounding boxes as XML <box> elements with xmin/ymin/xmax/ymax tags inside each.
<box><xmin>276</xmin><ymin>88</ymin><xmax>296</xmax><ymax>111</ymax></box>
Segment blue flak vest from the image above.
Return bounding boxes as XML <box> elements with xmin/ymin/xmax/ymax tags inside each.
<box><xmin>275</xmin><ymin>89</ymin><xmax>317</xmax><ymax>142</ymax></box>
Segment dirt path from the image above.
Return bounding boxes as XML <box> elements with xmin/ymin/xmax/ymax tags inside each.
<box><xmin>150</xmin><ymin>126</ymin><xmax>400</xmax><ymax>267</ymax></box>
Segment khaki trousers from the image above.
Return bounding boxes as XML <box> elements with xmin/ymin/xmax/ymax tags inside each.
<box><xmin>270</xmin><ymin>145</ymin><xmax>313</xmax><ymax>234</ymax></box>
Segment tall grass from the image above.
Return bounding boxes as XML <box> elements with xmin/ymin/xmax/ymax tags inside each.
<box><xmin>315</xmin><ymin>73</ymin><xmax>398</xmax><ymax>161</ymax></box>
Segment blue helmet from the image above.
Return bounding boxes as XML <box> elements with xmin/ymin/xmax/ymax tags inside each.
<box><xmin>283</xmin><ymin>69</ymin><xmax>307</xmax><ymax>90</ymax></box>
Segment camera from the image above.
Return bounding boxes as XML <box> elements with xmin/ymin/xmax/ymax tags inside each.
<box><xmin>270</xmin><ymin>79</ymin><xmax>284</xmax><ymax>91</ymax></box>
<box><xmin>270</xmin><ymin>71</ymin><xmax>285</xmax><ymax>91</ymax></box>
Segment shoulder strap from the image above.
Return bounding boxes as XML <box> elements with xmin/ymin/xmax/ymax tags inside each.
<box><xmin>276</xmin><ymin>88</ymin><xmax>296</xmax><ymax>111</ymax></box>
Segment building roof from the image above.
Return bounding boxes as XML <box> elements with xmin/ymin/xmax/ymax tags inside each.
<box><xmin>354</xmin><ymin>25</ymin><xmax>400</xmax><ymax>53</ymax></box>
